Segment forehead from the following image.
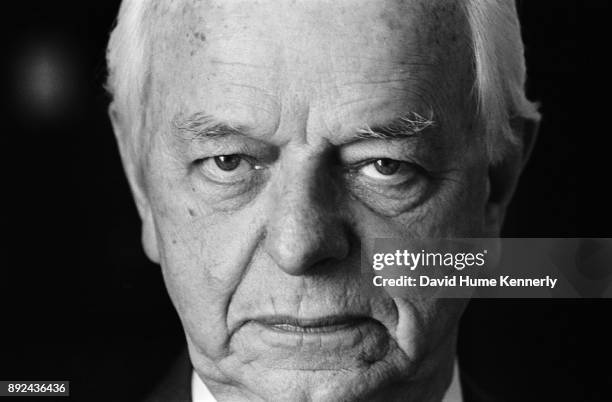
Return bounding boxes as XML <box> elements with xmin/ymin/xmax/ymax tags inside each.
<box><xmin>148</xmin><ymin>0</ymin><xmax>474</xmax><ymax>141</ymax></box>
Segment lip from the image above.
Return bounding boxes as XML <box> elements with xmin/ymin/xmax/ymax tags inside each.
<box><xmin>230</xmin><ymin>314</ymin><xmax>390</xmax><ymax>369</ymax></box>
<box><xmin>250</xmin><ymin>314</ymin><xmax>371</xmax><ymax>334</ymax></box>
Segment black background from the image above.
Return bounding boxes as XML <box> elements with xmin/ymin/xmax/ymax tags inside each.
<box><xmin>1</xmin><ymin>1</ymin><xmax>610</xmax><ymax>401</ymax></box>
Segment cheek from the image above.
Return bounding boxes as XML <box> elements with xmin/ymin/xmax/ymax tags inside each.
<box><xmin>149</xmin><ymin>179</ymin><xmax>267</xmax><ymax>359</ymax></box>
<box><xmin>155</xmin><ymin>219</ymin><xmax>233</xmax><ymax>359</ymax></box>
<box><xmin>351</xmin><ymin>168</ymin><xmax>484</xmax><ymax>359</ymax></box>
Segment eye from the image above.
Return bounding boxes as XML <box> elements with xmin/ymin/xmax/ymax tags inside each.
<box><xmin>358</xmin><ymin>158</ymin><xmax>417</xmax><ymax>185</ymax></box>
<box><xmin>214</xmin><ymin>155</ymin><xmax>243</xmax><ymax>171</ymax></box>
<box><xmin>197</xmin><ymin>154</ymin><xmax>262</xmax><ymax>184</ymax></box>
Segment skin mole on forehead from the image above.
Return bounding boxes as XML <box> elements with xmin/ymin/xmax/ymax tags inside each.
<box><xmin>153</xmin><ymin>0</ymin><xmax>210</xmax><ymax>54</ymax></box>
<box><xmin>193</xmin><ymin>31</ymin><xmax>206</xmax><ymax>42</ymax></box>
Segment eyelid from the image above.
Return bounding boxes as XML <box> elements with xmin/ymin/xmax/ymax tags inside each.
<box><xmin>230</xmin><ymin>154</ymin><xmax>266</xmax><ymax>170</ymax></box>
<box><xmin>194</xmin><ymin>153</ymin><xmax>262</xmax><ymax>167</ymax></box>
<box><xmin>189</xmin><ymin>137</ymin><xmax>279</xmax><ymax>164</ymax></box>
<box><xmin>343</xmin><ymin>157</ymin><xmax>425</xmax><ymax>175</ymax></box>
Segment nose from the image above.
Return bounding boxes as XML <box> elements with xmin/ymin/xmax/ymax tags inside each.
<box><xmin>264</xmin><ymin>161</ymin><xmax>350</xmax><ymax>276</ymax></box>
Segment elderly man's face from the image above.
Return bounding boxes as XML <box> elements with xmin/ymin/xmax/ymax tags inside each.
<box><xmin>122</xmin><ymin>0</ymin><xmax>499</xmax><ymax>400</ymax></box>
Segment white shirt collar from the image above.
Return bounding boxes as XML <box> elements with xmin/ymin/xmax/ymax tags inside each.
<box><xmin>191</xmin><ymin>370</ymin><xmax>216</xmax><ymax>402</ymax></box>
<box><xmin>443</xmin><ymin>359</ymin><xmax>463</xmax><ymax>402</ymax></box>
<box><xmin>192</xmin><ymin>361</ymin><xmax>461</xmax><ymax>402</ymax></box>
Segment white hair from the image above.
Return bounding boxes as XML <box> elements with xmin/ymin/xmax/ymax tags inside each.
<box><xmin>106</xmin><ymin>0</ymin><xmax>540</xmax><ymax>162</ymax></box>
<box><xmin>462</xmin><ymin>0</ymin><xmax>541</xmax><ymax>161</ymax></box>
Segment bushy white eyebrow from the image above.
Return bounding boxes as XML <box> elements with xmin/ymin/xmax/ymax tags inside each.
<box><xmin>172</xmin><ymin>112</ymin><xmax>245</xmax><ymax>140</ymax></box>
<box><xmin>355</xmin><ymin>111</ymin><xmax>435</xmax><ymax>140</ymax></box>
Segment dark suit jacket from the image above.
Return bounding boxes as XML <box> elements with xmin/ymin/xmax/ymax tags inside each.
<box><xmin>144</xmin><ymin>349</ymin><xmax>192</xmax><ymax>402</ymax></box>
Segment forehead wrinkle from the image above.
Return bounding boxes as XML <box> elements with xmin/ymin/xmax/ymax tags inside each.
<box><xmin>331</xmin><ymin>85</ymin><xmax>437</xmax><ymax>119</ymax></box>
<box><xmin>334</xmin><ymin>77</ymin><xmax>435</xmax><ymax>102</ymax></box>
<box><xmin>332</xmin><ymin>55</ymin><xmax>436</xmax><ymax>85</ymax></box>
<box><xmin>217</xmin><ymin>81</ymin><xmax>280</xmax><ymax>105</ymax></box>
<box><xmin>209</xmin><ymin>59</ymin><xmax>274</xmax><ymax>70</ymax></box>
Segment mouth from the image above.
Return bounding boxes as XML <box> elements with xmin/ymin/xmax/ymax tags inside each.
<box><xmin>252</xmin><ymin>315</ymin><xmax>371</xmax><ymax>334</ymax></box>
<box><xmin>230</xmin><ymin>313</ymin><xmax>391</xmax><ymax>370</ymax></box>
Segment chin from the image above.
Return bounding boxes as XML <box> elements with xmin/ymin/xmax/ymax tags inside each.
<box><xmin>213</xmin><ymin>355</ymin><xmax>413</xmax><ymax>402</ymax></box>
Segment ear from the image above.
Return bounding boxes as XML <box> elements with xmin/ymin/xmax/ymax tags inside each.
<box><xmin>484</xmin><ymin>116</ymin><xmax>540</xmax><ymax>233</ymax></box>
<box><xmin>108</xmin><ymin>104</ymin><xmax>160</xmax><ymax>263</ymax></box>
